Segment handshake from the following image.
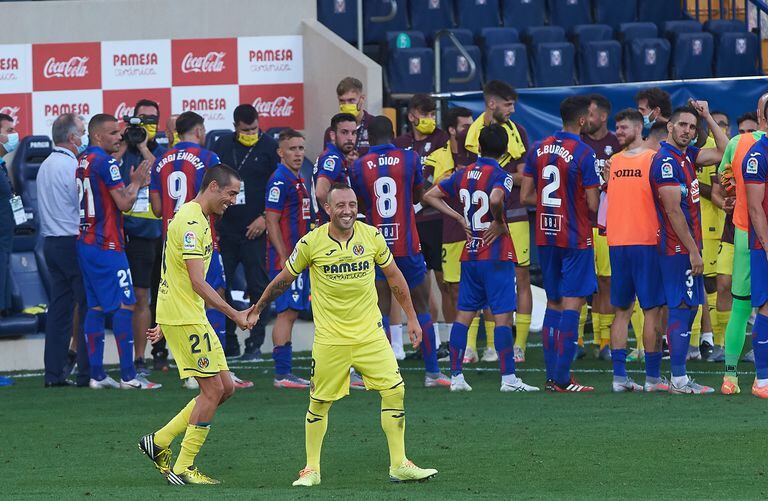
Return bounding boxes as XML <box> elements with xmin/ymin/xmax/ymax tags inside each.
<box><xmin>146</xmin><ymin>305</ymin><xmax>262</xmax><ymax>344</ymax></box>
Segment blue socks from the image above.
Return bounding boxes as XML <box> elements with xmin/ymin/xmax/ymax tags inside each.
<box><xmin>449</xmin><ymin>322</ymin><xmax>469</xmax><ymax>376</ymax></box>
<box><xmin>273</xmin><ymin>342</ymin><xmax>292</xmax><ymax>376</ymax></box>
<box><xmin>494</xmin><ymin>325</ymin><xmax>515</xmax><ymax>376</ymax></box>
<box><xmin>555</xmin><ymin>309</ymin><xmax>579</xmax><ymax>385</ymax></box>
<box><xmin>752</xmin><ymin>313</ymin><xmax>768</xmax><ymax>380</ymax></box>
<box><xmin>542</xmin><ymin>308</ymin><xmax>561</xmax><ymax>380</ymax></box>
<box><xmin>207</xmin><ymin>308</ymin><xmax>226</xmax><ymax>349</ymax></box>
<box><xmin>112</xmin><ymin>308</ymin><xmax>136</xmax><ymax>381</ymax></box>
<box><xmin>645</xmin><ymin>351</ymin><xmax>662</xmax><ymax>379</ymax></box>
<box><xmin>84</xmin><ymin>308</ymin><xmax>107</xmax><ymax>380</ymax></box>
<box><xmin>668</xmin><ymin>307</ymin><xmax>691</xmax><ymax>378</ymax></box>
<box><xmin>417</xmin><ymin>313</ymin><xmax>439</xmax><ymax>373</ymax></box>
<box><xmin>611</xmin><ymin>349</ymin><xmax>627</xmax><ymax>378</ymax></box>
<box><xmin>382</xmin><ymin>314</ymin><xmax>391</xmax><ymax>342</ymax></box>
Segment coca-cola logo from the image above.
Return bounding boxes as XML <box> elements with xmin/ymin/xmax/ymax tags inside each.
<box><xmin>44</xmin><ymin>103</ymin><xmax>90</xmax><ymax>117</ymax></box>
<box><xmin>114</xmin><ymin>102</ymin><xmax>133</xmax><ymax>119</ymax></box>
<box><xmin>0</xmin><ymin>58</ymin><xmax>19</xmax><ymax>71</ymax></box>
<box><xmin>248</xmin><ymin>49</ymin><xmax>293</xmax><ymax>62</ymax></box>
<box><xmin>43</xmin><ymin>56</ymin><xmax>89</xmax><ymax>79</ymax></box>
<box><xmin>113</xmin><ymin>53</ymin><xmax>158</xmax><ymax>66</ymax></box>
<box><xmin>0</xmin><ymin>106</ymin><xmax>19</xmax><ymax>123</ymax></box>
<box><xmin>181</xmin><ymin>52</ymin><xmax>225</xmax><ymax>73</ymax></box>
<box><xmin>252</xmin><ymin>96</ymin><xmax>294</xmax><ymax>117</ymax></box>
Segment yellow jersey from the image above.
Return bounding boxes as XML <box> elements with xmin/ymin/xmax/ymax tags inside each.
<box><xmin>698</xmin><ymin>135</ymin><xmax>725</xmax><ymax>240</ymax></box>
<box><xmin>286</xmin><ymin>220</ymin><xmax>393</xmax><ymax>345</ymax></box>
<box><xmin>464</xmin><ymin>113</ymin><xmax>526</xmax><ymax>167</ymax></box>
<box><xmin>156</xmin><ymin>201</ymin><xmax>213</xmax><ymax>325</ymax></box>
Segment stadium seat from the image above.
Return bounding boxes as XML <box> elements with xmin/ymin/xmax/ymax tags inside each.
<box><xmin>672</xmin><ymin>32</ymin><xmax>713</xmax><ymax>79</ymax></box>
<box><xmin>593</xmin><ymin>0</ymin><xmax>636</xmax><ymax>30</ymax></box>
<box><xmin>388</xmin><ymin>47</ymin><xmax>435</xmax><ymax>94</ymax></box>
<box><xmin>704</xmin><ymin>19</ymin><xmax>747</xmax><ymax>40</ymax></box>
<box><xmin>434</xmin><ymin>28</ymin><xmax>474</xmax><ymax>47</ymax></box>
<box><xmin>10</xmin><ymin>136</ymin><xmax>52</xmax><ymax>213</ymax></box>
<box><xmin>501</xmin><ymin>0</ymin><xmax>545</xmax><ymax>31</ymax></box>
<box><xmin>363</xmin><ymin>0</ymin><xmax>410</xmax><ymax>44</ymax></box>
<box><xmin>663</xmin><ymin>20</ymin><xmax>702</xmax><ymax>41</ymax></box>
<box><xmin>409</xmin><ymin>0</ymin><xmax>454</xmax><ymax>41</ymax></box>
<box><xmin>547</xmin><ymin>0</ymin><xmax>591</xmax><ymax>31</ymax></box>
<box><xmin>205</xmin><ymin>129</ymin><xmax>232</xmax><ymax>150</ymax></box>
<box><xmin>440</xmin><ymin>45</ymin><xmax>483</xmax><ymax>92</ymax></box>
<box><xmin>715</xmin><ymin>32</ymin><xmax>759</xmax><ymax>77</ymax></box>
<box><xmin>522</xmin><ymin>25</ymin><xmax>566</xmax><ymax>47</ymax></box>
<box><xmin>484</xmin><ymin>43</ymin><xmax>530</xmax><ymax>88</ymax></box>
<box><xmin>569</xmin><ymin>24</ymin><xmax>613</xmax><ymax>50</ymax></box>
<box><xmin>480</xmin><ymin>27</ymin><xmax>520</xmax><ymax>48</ymax></box>
<box><xmin>637</xmin><ymin>0</ymin><xmax>683</xmax><ymax>28</ymax></box>
<box><xmin>264</xmin><ymin>127</ymin><xmax>287</xmax><ymax>142</ymax></box>
<box><xmin>385</xmin><ymin>30</ymin><xmax>427</xmax><ymax>51</ymax></box>
<box><xmin>455</xmin><ymin>0</ymin><xmax>501</xmax><ymax>36</ymax></box>
<box><xmin>531</xmin><ymin>42</ymin><xmax>575</xmax><ymax>87</ymax></box>
<box><xmin>624</xmin><ymin>37</ymin><xmax>671</xmax><ymax>82</ymax></box>
<box><xmin>618</xmin><ymin>22</ymin><xmax>658</xmax><ymax>42</ymax></box>
<box><xmin>579</xmin><ymin>40</ymin><xmax>622</xmax><ymax>85</ymax></box>
<box><xmin>8</xmin><ymin>226</ymin><xmax>48</xmax><ymax>334</ymax></box>
<box><xmin>317</xmin><ymin>0</ymin><xmax>358</xmax><ymax>44</ymax></box>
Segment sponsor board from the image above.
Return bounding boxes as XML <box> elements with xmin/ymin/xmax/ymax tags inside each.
<box><xmin>33</xmin><ymin>42</ymin><xmax>101</xmax><ymax>91</ymax></box>
<box><xmin>237</xmin><ymin>36</ymin><xmax>303</xmax><ymax>85</ymax></box>
<box><xmin>32</xmin><ymin>89</ymin><xmax>101</xmax><ymax>136</ymax></box>
<box><xmin>172</xmin><ymin>38</ymin><xmax>238</xmax><ymax>86</ymax></box>
<box><xmin>101</xmin><ymin>39</ymin><xmax>171</xmax><ymax>90</ymax></box>
<box><xmin>239</xmin><ymin>83</ymin><xmax>304</xmax><ymax>129</ymax></box>
<box><xmin>172</xmin><ymin>84</ymin><xmax>238</xmax><ymax>130</ymax></box>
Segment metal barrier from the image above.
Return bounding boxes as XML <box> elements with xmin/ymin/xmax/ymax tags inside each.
<box><xmin>357</xmin><ymin>0</ymin><xmax>398</xmax><ymax>51</ymax></box>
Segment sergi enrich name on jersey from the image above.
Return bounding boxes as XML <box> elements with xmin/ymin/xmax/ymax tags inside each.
<box><xmin>322</xmin><ymin>259</ymin><xmax>371</xmax><ymax>281</ymax></box>
<box><xmin>154</xmin><ymin>152</ymin><xmax>207</xmax><ymax>172</ymax></box>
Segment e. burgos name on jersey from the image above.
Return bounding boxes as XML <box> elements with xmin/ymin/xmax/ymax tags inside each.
<box><xmin>155</xmin><ymin>151</ymin><xmax>207</xmax><ymax>172</ymax></box>
<box><xmin>536</xmin><ymin>143</ymin><xmax>574</xmax><ymax>163</ymax></box>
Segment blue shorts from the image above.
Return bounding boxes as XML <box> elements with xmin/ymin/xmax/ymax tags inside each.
<box><xmin>375</xmin><ymin>254</ymin><xmax>427</xmax><ymax>288</ymax></box>
<box><xmin>609</xmin><ymin>245</ymin><xmax>665</xmax><ymax>310</ymax></box>
<box><xmin>205</xmin><ymin>250</ymin><xmax>226</xmax><ymax>290</ymax></box>
<box><xmin>270</xmin><ymin>269</ymin><xmax>310</xmax><ymax>313</ymax></box>
<box><xmin>751</xmin><ymin>249</ymin><xmax>768</xmax><ymax>308</ymax></box>
<box><xmin>538</xmin><ymin>246</ymin><xmax>597</xmax><ymax>301</ymax></box>
<box><xmin>658</xmin><ymin>253</ymin><xmax>705</xmax><ymax>308</ymax></box>
<box><xmin>77</xmin><ymin>242</ymin><xmax>136</xmax><ymax>312</ymax></box>
<box><xmin>457</xmin><ymin>260</ymin><xmax>516</xmax><ymax>315</ymax></box>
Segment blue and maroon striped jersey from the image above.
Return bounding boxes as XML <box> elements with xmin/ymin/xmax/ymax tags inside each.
<box><xmin>77</xmin><ymin>146</ymin><xmax>126</xmax><ymax>251</ymax></box>
<box><xmin>265</xmin><ymin>163</ymin><xmax>311</xmax><ymax>271</ymax></box>
<box><xmin>312</xmin><ymin>142</ymin><xmax>348</xmax><ymax>224</ymax></box>
<box><xmin>744</xmin><ymin>135</ymin><xmax>768</xmax><ymax>250</ymax></box>
<box><xmin>523</xmin><ymin>131</ymin><xmax>600</xmax><ymax>248</ymax></box>
<box><xmin>348</xmin><ymin>143</ymin><xmax>423</xmax><ymax>257</ymax></box>
<box><xmin>438</xmin><ymin>157</ymin><xmax>516</xmax><ymax>262</ymax></box>
<box><xmin>650</xmin><ymin>141</ymin><xmax>702</xmax><ymax>255</ymax></box>
<box><xmin>150</xmin><ymin>141</ymin><xmax>221</xmax><ymax>238</ymax></box>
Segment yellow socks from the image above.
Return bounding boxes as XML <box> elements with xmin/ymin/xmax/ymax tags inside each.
<box><xmin>467</xmin><ymin>317</ymin><xmax>480</xmax><ymax>352</ymax></box>
<box><xmin>305</xmin><ymin>399</ymin><xmax>332</xmax><ymax>472</ymax></box>
<box><xmin>514</xmin><ymin>313</ymin><xmax>532</xmax><ymax>349</ymax></box>
<box><xmin>715</xmin><ymin>309</ymin><xmax>730</xmax><ymax>347</ymax></box>
<box><xmin>630</xmin><ymin>304</ymin><xmax>645</xmax><ymax>352</ymax></box>
<box><xmin>380</xmin><ymin>386</ymin><xmax>406</xmax><ymax>468</ymax></box>
<box><xmin>484</xmin><ymin>320</ymin><xmax>496</xmax><ymax>350</ymax></box>
<box><xmin>599</xmin><ymin>313</ymin><xmax>614</xmax><ymax>349</ymax></box>
<box><xmin>173</xmin><ymin>424</ymin><xmax>210</xmax><ymax>474</ymax></box>
<box><xmin>155</xmin><ymin>398</ymin><xmax>196</xmax><ymax>449</ymax></box>
<box><xmin>690</xmin><ymin>306</ymin><xmax>702</xmax><ymax>347</ymax></box>
<box><xmin>578</xmin><ymin>303</ymin><xmax>588</xmax><ymax>345</ymax></box>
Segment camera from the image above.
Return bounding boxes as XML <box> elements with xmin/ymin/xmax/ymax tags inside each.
<box><xmin>122</xmin><ymin>115</ymin><xmax>158</xmax><ymax>147</ymax></box>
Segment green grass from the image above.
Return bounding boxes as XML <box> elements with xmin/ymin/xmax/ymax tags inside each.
<box><xmin>2</xmin><ymin>347</ymin><xmax>768</xmax><ymax>500</ymax></box>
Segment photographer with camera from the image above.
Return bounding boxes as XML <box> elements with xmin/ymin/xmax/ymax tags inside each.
<box><xmin>119</xmin><ymin>99</ymin><xmax>167</xmax><ymax>375</ymax></box>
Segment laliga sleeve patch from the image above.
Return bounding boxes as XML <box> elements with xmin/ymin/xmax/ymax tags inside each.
<box><xmin>110</xmin><ymin>163</ymin><xmax>122</xmax><ymax>181</ymax></box>
<box><xmin>746</xmin><ymin>156</ymin><xmax>759</xmax><ymax>175</ymax></box>
<box><xmin>183</xmin><ymin>231</ymin><xmax>197</xmax><ymax>251</ymax></box>
<box><xmin>268</xmin><ymin>186</ymin><xmax>281</xmax><ymax>203</ymax></box>
<box><xmin>503</xmin><ymin>175</ymin><xmax>514</xmax><ymax>191</ymax></box>
<box><xmin>289</xmin><ymin>246</ymin><xmax>299</xmax><ymax>264</ymax></box>
<box><xmin>661</xmin><ymin>162</ymin><xmax>673</xmax><ymax>179</ymax></box>
<box><xmin>323</xmin><ymin>157</ymin><xmax>336</xmax><ymax>172</ymax></box>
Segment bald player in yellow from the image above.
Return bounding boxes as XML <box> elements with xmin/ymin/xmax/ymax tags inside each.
<box><xmin>250</xmin><ymin>183</ymin><xmax>437</xmax><ymax>487</ymax></box>
<box><xmin>139</xmin><ymin>164</ymin><xmax>256</xmax><ymax>486</ymax></box>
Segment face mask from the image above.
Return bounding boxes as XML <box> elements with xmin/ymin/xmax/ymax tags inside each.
<box><xmin>642</xmin><ymin>113</ymin><xmax>655</xmax><ymax>130</ymax></box>
<box><xmin>414</xmin><ymin>117</ymin><xmax>436</xmax><ymax>135</ymax></box>
<box><xmin>339</xmin><ymin>103</ymin><xmax>359</xmax><ymax>115</ymax></box>
<box><xmin>2</xmin><ymin>132</ymin><xmax>18</xmax><ymax>153</ymax></box>
<box><xmin>237</xmin><ymin>132</ymin><xmax>260</xmax><ymax>148</ymax></box>
<box><xmin>141</xmin><ymin>123</ymin><xmax>157</xmax><ymax>141</ymax></box>
<box><xmin>76</xmin><ymin>133</ymin><xmax>89</xmax><ymax>155</ymax></box>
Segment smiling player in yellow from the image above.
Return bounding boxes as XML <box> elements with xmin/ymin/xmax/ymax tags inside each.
<box><xmin>250</xmin><ymin>183</ymin><xmax>438</xmax><ymax>487</ymax></box>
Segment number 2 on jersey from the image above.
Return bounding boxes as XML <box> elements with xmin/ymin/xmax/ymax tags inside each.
<box><xmin>541</xmin><ymin>164</ymin><xmax>562</xmax><ymax>208</ymax></box>
<box><xmin>167</xmin><ymin>171</ymin><xmax>188</xmax><ymax>213</ymax></box>
<box><xmin>459</xmin><ymin>188</ymin><xmax>490</xmax><ymax>231</ymax></box>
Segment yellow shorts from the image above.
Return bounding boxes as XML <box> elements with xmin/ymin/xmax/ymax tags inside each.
<box><xmin>310</xmin><ymin>334</ymin><xmax>403</xmax><ymax>402</ymax></box>
<box><xmin>162</xmin><ymin>323</ymin><xmax>229</xmax><ymax>380</ymax></box>
<box><xmin>703</xmin><ymin>238</ymin><xmax>719</xmax><ymax>278</ymax></box>
<box><xmin>508</xmin><ymin>220</ymin><xmax>530</xmax><ymax>267</ymax></box>
<box><xmin>593</xmin><ymin>228</ymin><xmax>611</xmax><ymax>277</ymax></box>
<box><xmin>716</xmin><ymin>240</ymin><xmax>734</xmax><ymax>276</ymax></box>
<box><xmin>441</xmin><ymin>241</ymin><xmax>464</xmax><ymax>284</ymax></box>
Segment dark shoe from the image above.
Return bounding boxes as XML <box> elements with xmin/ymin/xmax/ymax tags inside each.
<box><xmin>436</xmin><ymin>342</ymin><xmax>450</xmax><ymax>361</ymax></box>
<box><xmin>239</xmin><ymin>349</ymin><xmax>262</xmax><ymax>361</ymax></box>
<box><xmin>135</xmin><ymin>358</ymin><xmax>151</xmax><ymax>377</ymax></box>
<box><xmin>62</xmin><ymin>350</ymin><xmax>77</xmax><ymax>377</ymax></box>
<box><xmin>700</xmin><ymin>340</ymin><xmax>714</xmax><ymax>359</ymax></box>
<box><xmin>224</xmin><ymin>341</ymin><xmax>242</xmax><ymax>359</ymax></box>
<box><xmin>574</xmin><ymin>345</ymin><xmax>586</xmax><ymax>360</ymax></box>
<box><xmin>45</xmin><ymin>380</ymin><xmax>74</xmax><ymax>388</ymax></box>
<box><xmin>152</xmin><ymin>356</ymin><xmax>169</xmax><ymax>372</ymax></box>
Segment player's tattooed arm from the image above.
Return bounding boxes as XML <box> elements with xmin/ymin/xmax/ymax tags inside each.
<box><xmin>249</xmin><ymin>268</ymin><xmax>296</xmax><ymax>324</ymax></box>
<box><xmin>382</xmin><ymin>263</ymin><xmax>422</xmax><ymax>348</ymax></box>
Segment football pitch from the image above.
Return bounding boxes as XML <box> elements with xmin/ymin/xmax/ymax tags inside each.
<box><xmin>3</xmin><ymin>346</ymin><xmax>766</xmax><ymax>500</ymax></box>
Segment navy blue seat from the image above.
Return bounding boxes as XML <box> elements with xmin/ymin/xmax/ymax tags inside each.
<box><xmin>579</xmin><ymin>40</ymin><xmax>622</xmax><ymax>84</ymax></box>
<box><xmin>704</xmin><ymin>19</ymin><xmax>747</xmax><ymax>40</ymax></box>
<box><xmin>593</xmin><ymin>0</ymin><xmax>636</xmax><ymax>30</ymax></box>
<box><xmin>385</xmin><ymin>30</ymin><xmax>428</xmax><ymax>51</ymax></box>
<box><xmin>663</xmin><ymin>20</ymin><xmax>702</xmax><ymax>41</ymax></box>
<box><xmin>715</xmin><ymin>32</ymin><xmax>759</xmax><ymax>77</ymax></box>
<box><xmin>638</xmin><ymin>0</ymin><xmax>683</xmax><ymax>28</ymax></box>
<box><xmin>501</xmin><ymin>0</ymin><xmax>545</xmax><ymax>31</ymax></box>
<box><xmin>531</xmin><ymin>42</ymin><xmax>575</xmax><ymax>86</ymax></box>
<box><xmin>435</xmin><ymin>28</ymin><xmax>474</xmax><ymax>46</ymax></box>
<box><xmin>388</xmin><ymin>47</ymin><xmax>435</xmax><ymax>94</ymax></box>
<box><xmin>409</xmin><ymin>0</ymin><xmax>454</xmax><ymax>40</ymax></box>
<box><xmin>205</xmin><ymin>129</ymin><xmax>232</xmax><ymax>150</ymax></box>
<box><xmin>480</xmin><ymin>27</ymin><xmax>520</xmax><ymax>48</ymax></box>
<box><xmin>624</xmin><ymin>37</ymin><xmax>671</xmax><ymax>82</ymax></box>
<box><xmin>569</xmin><ymin>24</ymin><xmax>613</xmax><ymax>50</ymax></box>
<box><xmin>363</xmin><ymin>0</ymin><xmax>410</xmax><ymax>44</ymax></box>
<box><xmin>618</xmin><ymin>22</ymin><xmax>658</xmax><ymax>42</ymax></box>
<box><xmin>523</xmin><ymin>25</ymin><xmax>567</xmax><ymax>47</ymax></box>
<box><xmin>11</xmin><ymin>135</ymin><xmax>52</xmax><ymax>213</ymax></box>
<box><xmin>440</xmin><ymin>45</ymin><xmax>483</xmax><ymax>91</ymax></box>
<box><xmin>317</xmin><ymin>0</ymin><xmax>358</xmax><ymax>44</ymax></box>
<box><xmin>484</xmin><ymin>43</ymin><xmax>529</xmax><ymax>88</ymax></box>
<box><xmin>7</xmin><ymin>223</ymin><xmax>47</xmax><ymax>334</ymax></box>
<box><xmin>455</xmin><ymin>0</ymin><xmax>501</xmax><ymax>36</ymax></box>
<box><xmin>547</xmin><ymin>0</ymin><xmax>591</xmax><ymax>31</ymax></box>
<box><xmin>672</xmin><ymin>32</ymin><xmax>713</xmax><ymax>79</ymax></box>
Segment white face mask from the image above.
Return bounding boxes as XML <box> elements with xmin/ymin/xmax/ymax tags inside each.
<box><xmin>75</xmin><ymin>132</ymin><xmax>89</xmax><ymax>154</ymax></box>
<box><xmin>2</xmin><ymin>132</ymin><xmax>18</xmax><ymax>153</ymax></box>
